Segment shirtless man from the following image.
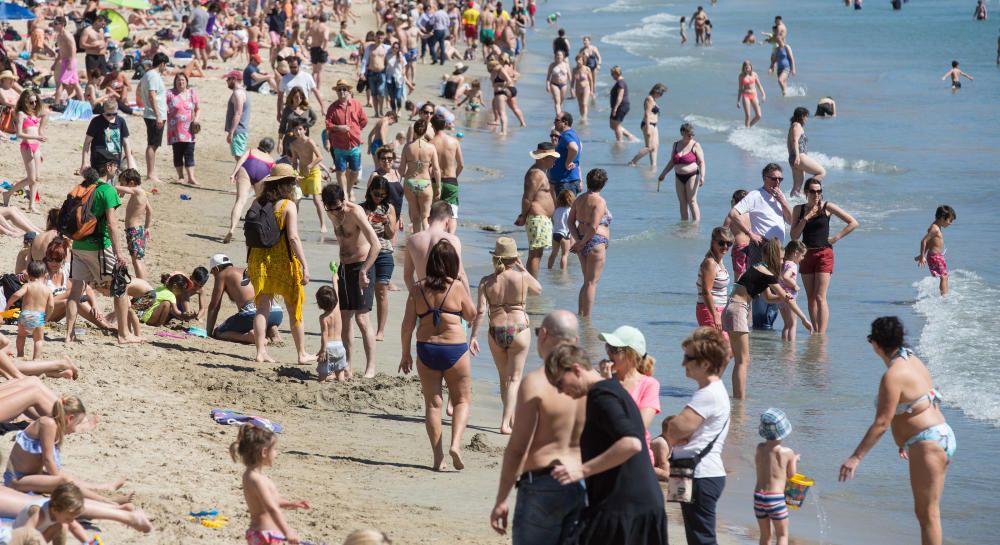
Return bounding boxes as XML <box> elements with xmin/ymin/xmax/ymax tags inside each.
<box><xmin>363</xmin><ymin>34</ymin><xmax>390</xmax><ymax>117</ymax></box>
<box><xmin>80</xmin><ymin>15</ymin><xmax>110</xmax><ymax>85</ymax></box>
<box><xmin>479</xmin><ymin>4</ymin><xmax>497</xmax><ymax>59</ymax></box>
<box><xmin>774</xmin><ymin>15</ymin><xmax>787</xmax><ymax>41</ymax></box>
<box><xmin>53</xmin><ymin>16</ymin><xmax>83</xmax><ymax>105</ymax></box>
<box><xmin>306</xmin><ymin>14</ymin><xmax>331</xmax><ymax>91</ymax></box>
<box><xmin>690</xmin><ymin>6</ymin><xmax>708</xmax><ymax>45</ymax></box>
<box><xmin>515</xmin><ymin>142</ymin><xmax>557</xmax><ymax>279</ymax></box>
<box><xmin>401</xmin><ymin>17</ymin><xmax>421</xmax><ymax>83</ymax></box>
<box><xmin>489</xmin><ymin>309</ymin><xmax>586</xmax><ymax>543</ymax></box>
<box><xmin>430</xmin><ymin>113</ymin><xmax>464</xmax><ymax>232</ymax></box>
<box><xmin>206</xmin><ymin>254</ymin><xmax>284</xmax><ymax>344</ymax></box>
<box><xmin>322</xmin><ymin>184</ymin><xmax>381</xmax><ymax>378</ymax></box>
<box><xmin>403</xmin><ymin>201</ymin><xmax>469</xmax><ymax>291</ymax></box>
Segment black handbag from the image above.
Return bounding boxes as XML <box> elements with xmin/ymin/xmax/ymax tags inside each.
<box><xmin>667</xmin><ymin>418</ymin><xmax>728</xmax><ymax>503</ymax></box>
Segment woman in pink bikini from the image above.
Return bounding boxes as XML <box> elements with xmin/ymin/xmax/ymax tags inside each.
<box><xmin>3</xmin><ymin>91</ymin><xmax>46</xmax><ymax>213</ymax></box>
<box><xmin>737</xmin><ymin>60</ymin><xmax>765</xmax><ymax>128</ymax></box>
<box><xmin>657</xmin><ymin>122</ymin><xmax>706</xmax><ymax>222</ymax></box>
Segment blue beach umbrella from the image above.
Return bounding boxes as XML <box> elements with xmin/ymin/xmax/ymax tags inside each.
<box><xmin>0</xmin><ymin>2</ymin><xmax>37</xmax><ymax>22</ymax></box>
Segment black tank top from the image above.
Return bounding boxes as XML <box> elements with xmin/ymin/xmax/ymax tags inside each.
<box><xmin>799</xmin><ymin>203</ymin><xmax>831</xmax><ymax>249</ymax></box>
<box><xmin>736</xmin><ymin>266</ymin><xmax>779</xmax><ymax>298</ymax></box>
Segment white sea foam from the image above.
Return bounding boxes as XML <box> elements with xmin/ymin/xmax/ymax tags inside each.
<box><xmin>656</xmin><ymin>56</ymin><xmax>698</xmax><ymax>67</ymax></box>
<box><xmin>783</xmin><ymin>83</ymin><xmax>808</xmax><ymax>97</ymax></box>
<box><xmin>683</xmin><ymin>114</ymin><xmax>740</xmax><ymax>133</ymax></box>
<box><xmin>594</xmin><ymin>0</ymin><xmax>647</xmax><ymax>13</ymax></box>
<box><xmin>641</xmin><ymin>12</ymin><xmax>681</xmax><ymax>24</ymax></box>
<box><xmin>721</xmin><ymin>124</ymin><xmax>903</xmax><ymax>174</ymax></box>
<box><xmin>601</xmin><ymin>24</ymin><xmax>674</xmax><ymax>50</ymax></box>
<box><xmin>914</xmin><ymin>271</ymin><xmax>1000</xmax><ymax>426</ymax></box>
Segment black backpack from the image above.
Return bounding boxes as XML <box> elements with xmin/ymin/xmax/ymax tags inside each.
<box><xmin>243</xmin><ymin>200</ymin><xmax>281</xmax><ymax>248</ymax></box>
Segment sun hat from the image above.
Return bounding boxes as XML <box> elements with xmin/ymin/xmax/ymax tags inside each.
<box><xmin>759</xmin><ymin>408</ymin><xmax>792</xmax><ymax>441</ymax></box>
<box><xmin>598</xmin><ymin>326</ymin><xmax>646</xmax><ymax>357</ymax></box>
<box><xmin>528</xmin><ymin>141</ymin><xmax>560</xmax><ymax>160</ymax></box>
<box><xmin>259</xmin><ymin>163</ymin><xmax>300</xmax><ymax>184</ymax></box>
<box><xmin>490</xmin><ymin>237</ymin><xmax>519</xmax><ymax>259</ymax></box>
<box><xmin>453</xmin><ymin>62</ymin><xmax>469</xmax><ymax>75</ymax></box>
<box><xmin>209</xmin><ymin>254</ymin><xmax>232</xmax><ymax>270</ymax></box>
<box><xmin>223</xmin><ymin>69</ymin><xmax>242</xmax><ymax>80</ymax></box>
<box><xmin>334</xmin><ymin>78</ymin><xmax>352</xmax><ymax>90</ymax></box>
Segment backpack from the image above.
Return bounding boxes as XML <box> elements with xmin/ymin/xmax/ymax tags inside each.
<box><xmin>243</xmin><ymin>200</ymin><xmax>281</xmax><ymax>248</ymax></box>
<box><xmin>57</xmin><ymin>183</ymin><xmax>101</xmax><ymax>241</ymax></box>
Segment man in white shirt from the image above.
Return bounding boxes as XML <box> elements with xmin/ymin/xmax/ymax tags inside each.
<box><xmin>727</xmin><ymin>162</ymin><xmax>792</xmax><ymax>329</ymax></box>
<box><xmin>139</xmin><ymin>53</ymin><xmax>169</xmax><ymax>184</ymax></box>
<box><xmin>276</xmin><ymin>57</ymin><xmax>324</xmax><ymax>122</ymax></box>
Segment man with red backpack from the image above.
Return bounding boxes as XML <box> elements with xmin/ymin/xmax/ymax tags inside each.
<box><xmin>63</xmin><ymin>150</ymin><xmax>142</xmax><ymax>344</ymax></box>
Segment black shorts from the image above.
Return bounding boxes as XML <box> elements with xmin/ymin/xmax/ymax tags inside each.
<box><xmin>85</xmin><ymin>53</ymin><xmax>110</xmax><ymax>74</ymax></box>
<box><xmin>144</xmin><ymin>117</ymin><xmax>164</xmax><ymax>148</ymax></box>
<box><xmin>611</xmin><ymin>104</ymin><xmax>630</xmax><ymax>123</ymax></box>
<box><xmin>310</xmin><ymin>46</ymin><xmax>329</xmax><ymax>65</ymax></box>
<box><xmin>171</xmin><ymin>141</ymin><xmax>196</xmax><ymax>167</ymax></box>
<box><xmin>337</xmin><ymin>261</ymin><xmax>374</xmax><ymax>312</ymax></box>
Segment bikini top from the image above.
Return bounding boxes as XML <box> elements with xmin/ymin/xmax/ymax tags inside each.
<box><xmin>741</xmin><ymin>74</ymin><xmax>754</xmax><ymax>86</ymax></box>
<box><xmin>22</xmin><ymin>115</ymin><xmax>38</xmax><ymax>129</ymax></box>
<box><xmin>417</xmin><ymin>281</ymin><xmax>463</xmax><ymax>327</ymax></box>
<box><xmin>884</xmin><ymin>347</ymin><xmax>943</xmax><ymax>416</ymax></box>
<box><xmin>736</xmin><ymin>266</ymin><xmax>779</xmax><ymax>298</ymax></box>
<box><xmin>651</xmin><ymin>105</ymin><xmax>660</xmax><ymax>114</ymax></box>
<box><xmin>673</xmin><ymin>142</ymin><xmax>698</xmax><ymax>165</ymax></box>
<box><xmin>488</xmin><ymin>272</ymin><xmax>526</xmax><ymax>317</ymax></box>
<box><xmin>15</xmin><ymin>429</ymin><xmax>61</xmax><ymax>468</ymax></box>
<box><xmin>598</xmin><ymin>209</ymin><xmax>613</xmax><ymax>227</ymax></box>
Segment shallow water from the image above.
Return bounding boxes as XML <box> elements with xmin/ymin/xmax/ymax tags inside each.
<box><xmin>452</xmin><ymin>1</ymin><xmax>1000</xmax><ymax>544</ymax></box>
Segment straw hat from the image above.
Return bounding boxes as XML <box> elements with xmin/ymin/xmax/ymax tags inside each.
<box><xmin>528</xmin><ymin>142</ymin><xmax>560</xmax><ymax>160</ymax></box>
<box><xmin>0</xmin><ymin>70</ymin><xmax>16</xmax><ymax>81</ymax></box>
<box><xmin>452</xmin><ymin>62</ymin><xmax>469</xmax><ymax>75</ymax></box>
<box><xmin>490</xmin><ymin>237</ymin><xmax>519</xmax><ymax>259</ymax></box>
<box><xmin>260</xmin><ymin>163</ymin><xmax>300</xmax><ymax>184</ymax></box>
<box><xmin>334</xmin><ymin>78</ymin><xmax>352</xmax><ymax>90</ymax></box>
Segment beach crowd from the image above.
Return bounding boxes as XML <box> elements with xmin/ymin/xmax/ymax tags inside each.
<box><xmin>0</xmin><ymin>0</ymin><xmax>979</xmax><ymax>544</ymax></box>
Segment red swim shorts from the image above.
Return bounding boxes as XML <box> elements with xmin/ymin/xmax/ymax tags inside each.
<box><xmin>927</xmin><ymin>253</ymin><xmax>948</xmax><ymax>278</ymax></box>
<box><xmin>800</xmin><ymin>246</ymin><xmax>834</xmax><ymax>275</ymax></box>
<box><xmin>189</xmin><ymin>35</ymin><xmax>208</xmax><ymax>50</ymax></box>
<box><xmin>464</xmin><ymin>24</ymin><xmax>477</xmax><ymax>39</ymax></box>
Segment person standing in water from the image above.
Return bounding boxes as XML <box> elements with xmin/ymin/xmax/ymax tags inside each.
<box><xmin>737</xmin><ymin>60</ymin><xmax>765</xmax><ymax>128</ymax></box>
<box><xmin>515</xmin><ymin>143</ymin><xmax>558</xmax><ymax>279</ymax></box>
<box><xmin>768</xmin><ymin>36</ymin><xmax>795</xmax><ymax>96</ymax></box>
<box><xmin>628</xmin><ymin>83</ymin><xmax>667</xmax><ymax>168</ymax></box>
<box><xmin>941</xmin><ymin>61</ymin><xmax>973</xmax><ymax>92</ymax></box>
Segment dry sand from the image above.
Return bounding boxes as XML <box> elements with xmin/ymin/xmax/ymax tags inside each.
<box><xmin>0</xmin><ymin>3</ymin><xmax>743</xmax><ymax>544</ymax></box>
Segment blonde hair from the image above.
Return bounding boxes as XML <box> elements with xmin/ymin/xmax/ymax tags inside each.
<box><xmin>492</xmin><ymin>256</ymin><xmax>517</xmax><ymax>274</ymax></box>
<box><xmin>544</xmin><ymin>343</ymin><xmax>592</xmax><ymax>384</ymax></box>
<box><xmin>51</xmin><ymin>396</ymin><xmax>86</xmax><ymax>446</ymax></box>
<box><xmin>623</xmin><ymin>348</ymin><xmax>656</xmax><ymax>376</ymax></box>
<box><xmin>49</xmin><ymin>482</ymin><xmax>85</xmax><ymax>518</ymax></box>
<box><xmin>229</xmin><ymin>424</ymin><xmax>277</xmax><ymax>468</ymax></box>
<box><xmin>343</xmin><ymin>529</ymin><xmax>393</xmax><ymax>545</ymax></box>
<box><xmin>557</xmin><ymin>189</ymin><xmax>576</xmax><ymax>208</ymax></box>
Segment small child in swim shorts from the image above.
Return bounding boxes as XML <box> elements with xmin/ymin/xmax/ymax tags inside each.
<box><xmin>915</xmin><ymin>205</ymin><xmax>955</xmax><ymax>296</ymax></box>
<box><xmin>778</xmin><ymin>241</ymin><xmax>806</xmax><ymax>342</ymax></box>
<box><xmin>3</xmin><ymin>261</ymin><xmax>53</xmax><ymax>359</ymax></box>
<box><xmin>316</xmin><ymin>285</ymin><xmax>349</xmax><ymax>381</ymax></box>
<box><xmin>116</xmin><ymin>168</ymin><xmax>153</xmax><ymax>280</ymax></box>
<box><xmin>287</xmin><ymin>121</ymin><xmax>332</xmax><ymax>233</ymax></box>
<box><xmin>230</xmin><ymin>424</ymin><xmax>310</xmax><ymax>545</ymax></box>
<box><xmin>754</xmin><ymin>408</ymin><xmax>799</xmax><ymax>545</ymax></box>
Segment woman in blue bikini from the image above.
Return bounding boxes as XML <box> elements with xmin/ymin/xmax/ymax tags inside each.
<box><xmin>840</xmin><ymin>316</ymin><xmax>954</xmax><ymax>545</ymax></box>
<box><xmin>400</xmin><ymin>239</ymin><xmax>476</xmax><ymax>471</ymax></box>
<box><xmin>569</xmin><ymin>169</ymin><xmax>612</xmax><ymax>317</ymax></box>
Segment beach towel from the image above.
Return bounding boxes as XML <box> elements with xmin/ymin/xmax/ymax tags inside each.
<box><xmin>52</xmin><ymin>100</ymin><xmax>94</xmax><ymax>122</ymax></box>
<box><xmin>210</xmin><ymin>409</ymin><xmax>283</xmax><ymax>433</ymax></box>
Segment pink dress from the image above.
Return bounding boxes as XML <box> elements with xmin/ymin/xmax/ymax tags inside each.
<box><xmin>627</xmin><ymin>374</ymin><xmax>662</xmax><ymax>464</ymax></box>
<box><xmin>166</xmin><ymin>88</ymin><xmax>198</xmax><ymax>145</ymax></box>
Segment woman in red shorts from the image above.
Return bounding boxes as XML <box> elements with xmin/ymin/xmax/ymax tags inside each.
<box><xmin>790</xmin><ymin>178</ymin><xmax>859</xmax><ymax>334</ymax></box>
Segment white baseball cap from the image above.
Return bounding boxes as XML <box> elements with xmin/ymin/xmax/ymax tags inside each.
<box><xmin>209</xmin><ymin>254</ymin><xmax>232</xmax><ymax>270</ymax></box>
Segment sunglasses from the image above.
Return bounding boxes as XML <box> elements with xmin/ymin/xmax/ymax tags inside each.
<box><xmin>379</xmin><ymin>157</ymin><xmax>395</xmax><ymax>162</ymax></box>
<box><xmin>325</xmin><ymin>204</ymin><xmax>344</xmax><ymax>212</ymax></box>
<box><xmin>682</xmin><ymin>354</ymin><xmax>699</xmax><ymax>363</ymax></box>
<box><xmin>605</xmin><ymin>344</ymin><xmax>626</xmax><ymax>355</ymax></box>
<box><xmin>807</xmin><ymin>188</ymin><xmax>823</xmax><ymax>194</ymax></box>
<box><xmin>715</xmin><ymin>239</ymin><xmax>733</xmax><ymax>248</ymax></box>
<box><xmin>421</xmin><ymin>110</ymin><xmax>434</xmax><ymax>115</ymax></box>
<box><xmin>371</xmin><ymin>192</ymin><xmax>387</xmax><ymax>198</ymax></box>
<box><xmin>767</xmin><ymin>175</ymin><xmax>784</xmax><ymax>182</ymax></box>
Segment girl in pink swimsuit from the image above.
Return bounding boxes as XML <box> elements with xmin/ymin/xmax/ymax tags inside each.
<box><xmin>3</xmin><ymin>90</ymin><xmax>46</xmax><ymax>213</ymax></box>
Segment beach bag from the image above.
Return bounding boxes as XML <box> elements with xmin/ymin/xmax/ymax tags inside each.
<box><xmin>0</xmin><ymin>274</ymin><xmax>23</xmax><ymax>306</ymax></box>
<box><xmin>243</xmin><ymin>200</ymin><xmax>281</xmax><ymax>248</ymax></box>
<box><xmin>667</xmin><ymin>418</ymin><xmax>728</xmax><ymax>503</ymax></box>
<box><xmin>56</xmin><ymin>183</ymin><xmax>101</xmax><ymax>241</ymax></box>
<box><xmin>0</xmin><ymin>106</ymin><xmax>15</xmax><ymax>134</ymax></box>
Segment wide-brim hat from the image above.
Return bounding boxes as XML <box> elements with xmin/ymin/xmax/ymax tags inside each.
<box><xmin>598</xmin><ymin>325</ymin><xmax>647</xmax><ymax>358</ymax></box>
<box><xmin>260</xmin><ymin>163</ymin><xmax>300</xmax><ymax>184</ymax></box>
<box><xmin>453</xmin><ymin>63</ymin><xmax>469</xmax><ymax>75</ymax></box>
<box><xmin>529</xmin><ymin>142</ymin><xmax>560</xmax><ymax>160</ymax></box>
<box><xmin>490</xmin><ymin>237</ymin><xmax>519</xmax><ymax>259</ymax></box>
<box><xmin>334</xmin><ymin>78</ymin><xmax>352</xmax><ymax>90</ymax></box>
<box><xmin>759</xmin><ymin>408</ymin><xmax>792</xmax><ymax>441</ymax></box>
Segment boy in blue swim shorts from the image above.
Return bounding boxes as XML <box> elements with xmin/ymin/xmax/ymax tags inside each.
<box><xmin>754</xmin><ymin>408</ymin><xmax>799</xmax><ymax>545</ymax></box>
<box><xmin>3</xmin><ymin>261</ymin><xmax>53</xmax><ymax>359</ymax></box>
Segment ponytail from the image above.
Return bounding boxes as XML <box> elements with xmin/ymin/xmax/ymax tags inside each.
<box><xmin>230</xmin><ymin>424</ymin><xmax>277</xmax><ymax>468</ymax></box>
<box><xmin>51</xmin><ymin>396</ymin><xmax>85</xmax><ymax>446</ymax></box>
<box><xmin>637</xmin><ymin>353</ymin><xmax>656</xmax><ymax>376</ymax></box>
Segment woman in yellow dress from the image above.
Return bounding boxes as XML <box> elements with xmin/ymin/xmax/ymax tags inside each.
<box><xmin>247</xmin><ymin>164</ymin><xmax>313</xmax><ymax>364</ymax></box>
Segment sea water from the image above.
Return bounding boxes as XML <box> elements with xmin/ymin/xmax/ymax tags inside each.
<box><xmin>446</xmin><ymin>0</ymin><xmax>999</xmax><ymax>544</ymax></box>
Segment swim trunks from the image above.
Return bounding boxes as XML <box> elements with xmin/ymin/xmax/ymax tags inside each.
<box><xmin>58</xmin><ymin>57</ymin><xmax>80</xmax><ymax>85</ymax></box>
<box><xmin>480</xmin><ymin>28</ymin><xmax>495</xmax><ymax>42</ymax></box>
<box><xmin>317</xmin><ymin>340</ymin><xmax>348</xmax><ymax>377</ymax></box>
<box><xmin>230</xmin><ymin>131</ymin><xmax>249</xmax><ymax>158</ymax></box>
<box><xmin>131</xmin><ymin>289</ymin><xmax>157</xmax><ymax>313</ymax></box>
<box><xmin>337</xmin><ymin>261</ymin><xmax>374</xmax><ymax>312</ymax></box>
<box><xmin>753</xmin><ymin>491</ymin><xmax>789</xmax><ymax>520</ymax></box>
<box><xmin>927</xmin><ymin>252</ymin><xmax>947</xmax><ymax>278</ymax></box>
<box><xmin>18</xmin><ymin>310</ymin><xmax>45</xmax><ymax>334</ymax></box>
<box><xmin>309</xmin><ymin>46</ymin><xmax>329</xmax><ymax>65</ymax></box>
<box><xmin>299</xmin><ymin>166</ymin><xmax>323</xmax><ymax>196</ymax></box>
<box><xmin>525</xmin><ymin>214</ymin><xmax>553</xmax><ymax>250</ymax></box>
<box><xmin>125</xmin><ymin>225</ymin><xmax>148</xmax><ymax>259</ymax></box>
<box><xmin>440</xmin><ymin>177</ymin><xmax>459</xmax><ymax>206</ymax></box>
<box><xmin>246</xmin><ymin>529</ymin><xmax>286</xmax><ymax>545</ymax></box>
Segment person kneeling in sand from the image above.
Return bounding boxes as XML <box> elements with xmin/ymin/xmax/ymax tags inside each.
<box><xmin>316</xmin><ymin>285</ymin><xmax>349</xmax><ymax>382</ymax></box>
<box><xmin>206</xmin><ymin>254</ymin><xmax>284</xmax><ymax>345</ymax></box>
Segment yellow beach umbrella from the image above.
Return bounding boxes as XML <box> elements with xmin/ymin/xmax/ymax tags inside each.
<box><xmin>99</xmin><ymin>9</ymin><xmax>129</xmax><ymax>42</ymax></box>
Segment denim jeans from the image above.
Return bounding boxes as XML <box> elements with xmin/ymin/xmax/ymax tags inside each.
<box><xmin>386</xmin><ymin>77</ymin><xmax>405</xmax><ymax>111</ymax></box>
<box><xmin>551</xmin><ymin>180</ymin><xmax>581</xmax><ymax>197</ymax></box>
<box><xmin>752</xmin><ymin>296</ymin><xmax>779</xmax><ymax>330</ymax></box>
<box><xmin>431</xmin><ymin>29</ymin><xmax>447</xmax><ymax>64</ymax></box>
<box><xmin>680</xmin><ymin>476</ymin><xmax>726</xmax><ymax>545</ymax></box>
<box><xmin>512</xmin><ymin>473</ymin><xmax>586</xmax><ymax>545</ymax></box>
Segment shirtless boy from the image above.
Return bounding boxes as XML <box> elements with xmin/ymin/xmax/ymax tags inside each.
<box><xmin>403</xmin><ymin>201</ymin><xmax>469</xmax><ymax>290</ymax></box>
<box><xmin>322</xmin><ymin>184</ymin><xmax>381</xmax><ymax>378</ymax></box>
<box><xmin>430</xmin><ymin>113</ymin><xmax>465</xmax><ymax>230</ymax></box>
<box><xmin>941</xmin><ymin>60</ymin><xmax>973</xmax><ymax>91</ymax></box>
<box><xmin>206</xmin><ymin>254</ymin><xmax>284</xmax><ymax>344</ymax></box>
<box><xmin>4</xmin><ymin>261</ymin><xmax>53</xmax><ymax>359</ymax></box>
<box><xmin>915</xmin><ymin>205</ymin><xmax>956</xmax><ymax>296</ymax></box>
<box><xmin>306</xmin><ymin>14</ymin><xmax>331</xmax><ymax>90</ymax></box>
<box><xmin>115</xmin><ymin>169</ymin><xmax>152</xmax><ymax>280</ymax></box>
<box><xmin>515</xmin><ymin>142</ymin><xmax>558</xmax><ymax>279</ymax></box>
<box><xmin>287</xmin><ymin>121</ymin><xmax>331</xmax><ymax>233</ymax></box>
<box><xmin>754</xmin><ymin>408</ymin><xmax>799</xmax><ymax>545</ymax></box>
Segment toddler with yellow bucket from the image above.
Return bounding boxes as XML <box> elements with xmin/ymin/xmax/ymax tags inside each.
<box><xmin>754</xmin><ymin>408</ymin><xmax>805</xmax><ymax>545</ymax></box>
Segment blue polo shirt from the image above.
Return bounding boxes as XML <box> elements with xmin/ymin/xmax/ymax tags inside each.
<box><xmin>549</xmin><ymin>128</ymin><xmax>582</xmax><ymax>183</ymax></box>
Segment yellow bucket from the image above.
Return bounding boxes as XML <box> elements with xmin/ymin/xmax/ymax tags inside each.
<box><xmin>784</xmin><ymin>473</ymin><xmax>814</xmax><ymax>510</ymax></box>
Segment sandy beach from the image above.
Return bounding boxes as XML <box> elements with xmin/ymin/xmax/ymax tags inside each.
<box><xmin>0</xmin><ymin>3</ymin><xmax>755</xmax><ymax>544</ymax></box>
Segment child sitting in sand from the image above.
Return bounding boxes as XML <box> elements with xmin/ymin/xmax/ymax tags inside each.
<box><xmin>12</xmin><ymin>482</ymin><xmax>88</xmax><ymax>544</ymax></box>
<box><xmin>456</xmin><ymin>80</ymin><xmax>484</xmax><ymax>112</ymax></box>
<box><xmin>4</xmin><ymin>396</ymin><xmax>131</xmax><ymax>505</ymax></box>
<box><xmin>754</xmin><ymin>408</ymin><xmax>799</xmax><ymax>545</ymax></box>
<box><xmin>778</xmin><ymin>240</ymin><xmax>806</xmax><ymax>342</ymax></box>
<box><xmin>4</xmin><ymin>261</ymin><xmax>53</xmax><ymax>360</ymax></box>
<box><xmin>141</xmin><ymin>273</ymin><xmax>199</xmax><ymax>326</ymax></box>
<box><xmin>547</xmin><ymin>189</ymin><xmax>575</xmax><ymax>271</ymax></box>
<box><xmin>230</xmin><ymin>424</ymin><xmax>310</xmax><ymax>545</ymax></box>
<box><xmin>115</xmin><ymin>168</ymin><xmax>153</xmax><ymax>280</ymax></box>
<box><xmin>915</xmin><ymin>205</ymin><xmax>955</xmax><ymax>296</ymax></box>
<box><xmin>287</xmin><ymin>120</ymin><xmax>332</xmax><ymax>233</ymax></box>
<box><xmin>316</xmin><ymin>285</ymin><xmax>349</xmax><ymax>382</ymax></box>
